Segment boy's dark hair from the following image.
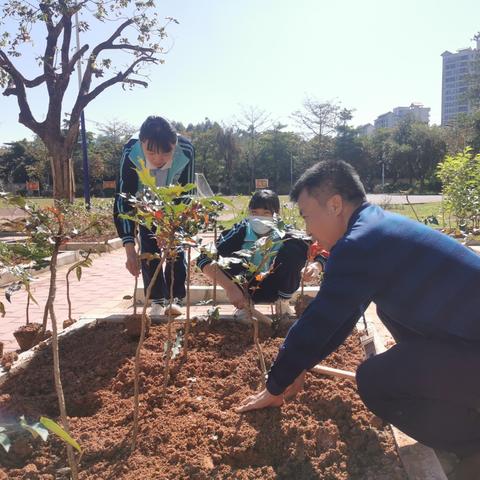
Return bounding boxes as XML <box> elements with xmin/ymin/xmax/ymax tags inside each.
<box><xmin>139</xmin><ymin>116</ymin><xmax>177</xmax><ymax>153</ymax></box>
<box><xmin>248</xmin><ymin>190</ymin><xmax>280</xmax><ymax>214</ymax></box>
<box><xmin>291</xmin><ymin>160</ymin><xmax>366</xmax><ymax>205</ymax></box>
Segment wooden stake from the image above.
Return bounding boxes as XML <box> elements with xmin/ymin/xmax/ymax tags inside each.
<box><xmin>311</xmin><ymin>364</ymin><xmax>356</xmax><ymax>380</ymax></box>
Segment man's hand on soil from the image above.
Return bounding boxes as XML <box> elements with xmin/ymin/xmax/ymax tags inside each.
<box><xmin>235</xmin><ymin>388</ymin><xmax>284</xmax><ymax>413</ymax></box>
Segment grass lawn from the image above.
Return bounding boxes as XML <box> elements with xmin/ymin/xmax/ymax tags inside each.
<box><xmin>0</xmin><ymin>194</ymin><xmax>449</xmax><ymax>232</ymax></box>
<box><xmin>0</xmin><ymin>197</ymin><xmax>54</xmax><ymax>208</ymax></box>
<box><xmin>219</xmin><ymin>195</ymin><xmax>447</xmax><ymax>231</ymax></box>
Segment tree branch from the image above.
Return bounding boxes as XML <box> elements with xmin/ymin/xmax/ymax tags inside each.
<box><xmin>79</xmin><ymin>18</ymin><xmax>134</xmax><ymax>97</ymax></box>
<box><xmin>24</xmin><ymin>74</ymin><xmax>47</xmax><ymax>88</ymax></box>
<box><xmin>90</xmin><ymin>56</ymin><xmax>155</xmax><ymax>99</ymax></box>
<box><xmin>69</xmin><ymin>55</ymin><xmax>154</xmax><ymax>131</ymax></box>
<box><xmin>61</xmin><ymin>14</ymin><xmax>73</xmax><ymax>75</ymax></box>
<box><xmin>39</xmin><ymin>3</ymin><xmax>65</xmax><ymax>96</ymax></box>
<box><xmin>99</xmin><ymin>44</ymin><xmax>157</xmax><ymax>55</ymax></box>
<box><xmin>0</xmin><ymin>49</ymin><xmax>41</xmax><ymax>135</ymax></box>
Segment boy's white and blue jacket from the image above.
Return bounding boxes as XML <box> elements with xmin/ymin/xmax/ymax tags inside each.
<box><xmin>113</xmin><ymin>135</ymin><xmax>195</xmax><ymax>245</ymax></box>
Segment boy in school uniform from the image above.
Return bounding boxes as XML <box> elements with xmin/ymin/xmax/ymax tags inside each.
<box><xmin>113</xmin><ymin>116</ymin><xmax>195</xmax><ymax>316</ymax></box>
<box><xmin>196</xmin><ymin>190</ymin><xmax>327</xmax><ymax>321</ymax></box>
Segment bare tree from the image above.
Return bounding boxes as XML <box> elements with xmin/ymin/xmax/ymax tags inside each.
<box><xmin>292</xmin><ymin>97</ymin><xmax>341</xmax><ymax>161</ymax></box>
<box><xmin>216</xmin><ymin>124</ymin><xmax>239</xmax><ymax>194</ymax></box>
<box><xmin>237</xmin><ymin>105</ymin><xmax>270</xmax><ymax>191</ymax></box>
<box><xmin>0</xmin><ymin>0</ymin><xmax>177</xmax><ymax>201</ymax></box>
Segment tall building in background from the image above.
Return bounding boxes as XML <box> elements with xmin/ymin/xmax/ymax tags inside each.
<box><xmin>441</xmin><ymin>35</ymin><xmax>480</xmax><ymax>125</ymax></box>
<box><xmin>373</xmin><ymin>103</ymin><xmax>430</xmax><ymax>129</ymax></box>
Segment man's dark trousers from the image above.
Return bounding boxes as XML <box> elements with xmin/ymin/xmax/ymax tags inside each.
<box><xmin>356</xmin><ymin>314</ymin><xmax>480</xmax><ymax>457</ymax></box>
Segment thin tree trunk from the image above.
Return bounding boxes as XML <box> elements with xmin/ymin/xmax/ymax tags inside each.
<box><xmin>131</xmin><ymin>253</ymin><xmax>165</xmax><ymax>452</ymax></box>
<box><xmin>247</xmin><ymin>300</ymin><xmax>267</xmax><ymax>385</ymax></box>
<box><xmin>26</xmin><ymin>291</ymin><xmax>30</xmax><ymax>325</ymax></box>
<box><xmin>162</xmin><ymin>258</ymin><xmax>175</xmax><ymax>397</ymax></box>
<box><xmin>212</xmin><ymin>223</ymin><xmax>218</xmax><ymax>306</ymax></box>
<box><xmin>183</xmin><ymin>247</ymin><xmax>192</xmax><ymax>359</ymax></box>
<box><xmin>49</xmin><ymin>239</ymin><xmax>79</xmax><ymax>478</ymax></box>
<box><xmin>66</xmin><ymin>274</ymin><xmax>72</xmax><ymax>321</ymax></box>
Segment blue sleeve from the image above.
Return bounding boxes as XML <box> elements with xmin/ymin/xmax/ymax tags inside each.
<box><xmin>196</xmin><ymin>221</ymin><xmax>246</xmax><ymax>270</ymax></box>
<box><xmin>266</xmin><ymin>239</ymin><xmax>377</xmax><ymax>395</ymax></box>
<box><xmin>113</xmin><ymin>144</ymin><xmax>138</xmax><ymax>245</ymax></box>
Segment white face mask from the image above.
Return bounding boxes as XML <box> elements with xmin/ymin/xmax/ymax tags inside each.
<box><xmin>248</xmin><ymin>215</ymin><xmax>274</xmax><ymax>235</ymax></box>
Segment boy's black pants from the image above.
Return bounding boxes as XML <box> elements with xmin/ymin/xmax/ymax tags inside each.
<box><xmin>356</xmin><ymin>314</ymin><xmax>480</xmax><ymax>457</ymax></box>
<box><xmin>223</xmin><ymin>236</ymin><xmax>308</xmax><ymax>303</ymax></box>
<box><xmin>139</xmin><ymin>225</ymin><xmax>187</xmax><ymax>301</ymax></box>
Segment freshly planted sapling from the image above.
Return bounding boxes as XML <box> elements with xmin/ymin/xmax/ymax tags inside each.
<box><xmin>208</xmin><ymin>233</ymin><xmax>287</xmax><ymax>383</ymax></box>
<box><xmin>119</xmin><ymin>161</ymin><xmax>224</xmax><ymax>450</ymax></box>
<box><xmin>0</xmin><ymin>194</ymin><xmax>105</xmax><ymax>478</ymax></box>
<box><xmin>63</xmin><ymin>251</ymin><xmax>93</xmax><ymax>329</ymax></box>
<box><xmin>0</xmin><ymin>415</ymin><xmax>82</xmax><ymax>467</ymax></box>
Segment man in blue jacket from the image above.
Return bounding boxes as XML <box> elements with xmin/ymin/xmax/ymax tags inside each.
<box><xmin>236</xmin><ymin>160</ymin><xmax>480</xmax><ymax>479</ymax></box>
<box><xmin>113</xmin><ymin>116</ymin><xmax>195</xmax><ymax>316</ymax></box>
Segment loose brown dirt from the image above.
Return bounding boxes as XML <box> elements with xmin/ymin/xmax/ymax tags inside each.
<box><xmin>0</xmin><ymin>320</ymin><xmax>406</xmax><ymax>479</ymax></box>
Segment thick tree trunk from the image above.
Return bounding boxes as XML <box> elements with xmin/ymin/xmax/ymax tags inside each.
<box><xmin>49</xmin><ymin>148</ymin><xmax>75</xmax><ymax>203</ymax></box>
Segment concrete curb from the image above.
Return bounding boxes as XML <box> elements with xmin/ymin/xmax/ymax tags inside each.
<box><xmin>135</xmin><ymin>284</ymin><xmax>320</xmax><ymax>303</ymax></box>
<box><xmin>60</xmin><ymin>237</ymin><xmax>123</xmax><ymax>252</ymax></box>
<box><xmin>0</xmin><ymin>251</ymin><xmax>82</xmax><ymax>287</ymax></box>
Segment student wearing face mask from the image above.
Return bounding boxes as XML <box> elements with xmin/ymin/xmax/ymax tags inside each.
<box><xmin>113</xmin><ymin>116</ymin><xmax>195</xmax><ymax>317</ymax></box>
<box><xmin>196</xmin><ymin>190</ymin><xmax>326</xmax><ymax>322</ymax></box>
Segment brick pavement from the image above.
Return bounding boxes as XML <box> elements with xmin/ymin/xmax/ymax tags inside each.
<box><xmin>0</xmin><ymin>248</ymin><xmax>135</xmax><ymax>352</ymax></box>
<box><xmin>0</xmin><ymin>235</ymin><xmax>272</xmax><ymax>353</ymax></box>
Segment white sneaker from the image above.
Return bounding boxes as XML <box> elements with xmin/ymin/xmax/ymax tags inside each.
<box><xmin>150</xmin><ymin>303</ymin><xmax>165</xmax><ymax>316</ymax></box>
<box><xmin>275</xmin><ymin>298</ymin><xmax>294</xmax><ymax>318</ymax></box>
<box><xmin>233</xmin><ymin>308</ymin><xmax>251</xmax><ymax>324</ymax></box>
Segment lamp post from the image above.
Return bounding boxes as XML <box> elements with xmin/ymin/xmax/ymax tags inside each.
<box><xmin>75</xmin><ymin>12</ymin><xmax>91</xmax><ymax>209</ymax></box>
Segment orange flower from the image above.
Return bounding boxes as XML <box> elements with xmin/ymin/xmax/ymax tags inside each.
<box><xmin>308</xmin><ymin>242</ymin><xmax>329</xmax><ymax>261</ymax></box>
<box><xmin>255</xmin><ymin>273</ymin><xmax>266</xmax><ymax>282</ymax></box>
<box><xmin>154</xmin><ymin>210</ymin><xmax>164</xmax><ymax>220</ymax></box>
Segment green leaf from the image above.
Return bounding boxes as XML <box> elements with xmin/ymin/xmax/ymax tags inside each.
<box><xmin>76</xmin><ymin>266</ymin><xmax>82</xmax><ymax>282</ymax></box>
<box><xmin>29</xmin><ymin>422</ymin><xmax>49</xmax><ymax>442</ymax></box>
<box><xmin>135</xmin><ymin>160</ymin><xmax>157</xmax><ymax>189</ymax></box>
<box><xmin>0</xmin><ymin>432</ymin><xmax>11</xmax><ymax>452</ymax></box>
<box><xmin>39</xmin><ymin>417</ymin><xmax>82</xmax><ymax>453</ymax></box>
<box><xmin>8</xmin><ymin>195</ymin><xmax>26</xmax><ymax>209</ymax></box>
<box><xmin>19</xmin><ymin>416</ymin><xmax>48</xmax><ymax>442</ymax></box>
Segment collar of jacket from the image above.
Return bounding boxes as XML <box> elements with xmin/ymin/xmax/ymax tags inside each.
<box><xmin>128</xmin><ymin>137</ymin><xmax>190</xmax><ymax>185</ymax></box>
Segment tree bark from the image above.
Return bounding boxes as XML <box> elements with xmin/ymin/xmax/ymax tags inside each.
<box><xmin>49</xmin><ymin>148</ymin><xmax>75</xmax><ymax>202</ymax></box>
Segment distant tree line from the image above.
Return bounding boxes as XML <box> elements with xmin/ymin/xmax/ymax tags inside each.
<box><xmin>1</xmin><ymin>99</ymin><xmax>480</xmax><ymax>196</ymax></box>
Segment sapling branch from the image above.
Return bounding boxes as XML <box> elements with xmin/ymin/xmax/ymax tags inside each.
<box><xmin>212</xmin><ymin>222</ymin><xmax>218</xmax><ymax>306</ymax></box>
<box><xmin>247</xmin><ymin>299</ymin><xmax>267</xmax><ymax>385</ymax></box>
<box><xmin>131</xmin><ymin>250</ymin><xmax>165</xmax><ymax>452</ymax></box>
<box><xmin>183</xmin><ymin>246</ymin><xmax>192</xmax><ymax>359</ymax></box>
<box><xmin>162</xmin><ymin>255</ymin><xmax>176</xmax><ymax>398</ymax></box>
<box><xmin>48</xmin><ymin>236</ymin><xmax>79</xmax><ymax>479</ymax></box>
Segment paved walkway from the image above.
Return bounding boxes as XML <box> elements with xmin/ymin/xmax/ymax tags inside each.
<box><xmin>0</xmin><ymin>248</ymin><xmax>135</xmax><ymax>352</ymax></box>
<box><xmin>0</xmin><ymin>234</ymin><xmax>266</xmax><ymax>353</ymax></box>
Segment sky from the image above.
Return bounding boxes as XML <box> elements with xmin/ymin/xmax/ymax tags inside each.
<box><xmin>0</xmin><ymin>0</ymin><xmax>479</xmax><ymax>144</ymax></box>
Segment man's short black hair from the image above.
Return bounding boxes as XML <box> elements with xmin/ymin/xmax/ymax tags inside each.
<box><xmin>291</xmin><ymin>160</ymin><xmax>366</xmax><ymax>205</ymax></box>
<box><xmin>248</xmin><ymin>189</ymin><xmax>280</xmax><ymax>214</ymax></box>
<box><xmin>139</xmin><ymin>116</ymin><xmax>177</xmax><ymax>153</ymax></box>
